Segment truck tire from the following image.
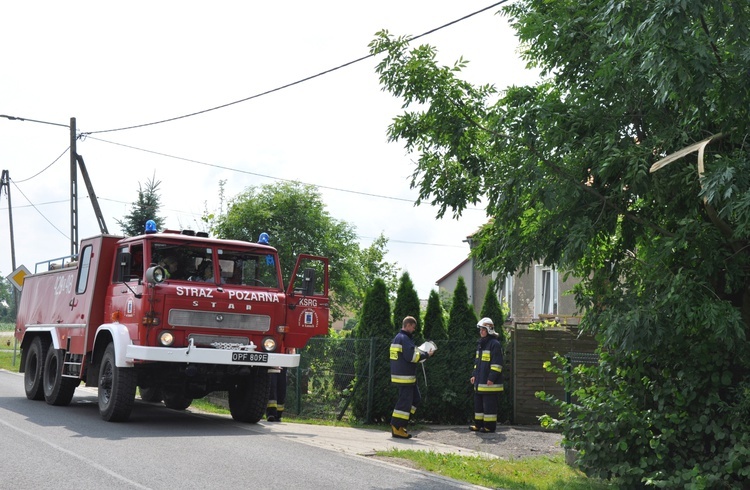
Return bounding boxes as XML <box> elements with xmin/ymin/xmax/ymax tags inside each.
<box><xmin>43</xmin><ymin>348</ymin><xmax>79</xmax><ymax>406</ymax></box>
<box><xmin>98</xmin><ymin>343</ymin><xmax>137</xmax><ymax>422</ymax></box>
<box><xmin>228</xmin><ymin>368</ymin><xmax>269</xmax><ymax>423</ymax></box>
<box><xmin>163</xmin><ymin>391</ymin><xmax>193</xmax><ymax>411</ymax></box>
<box><xmin>24</xmin><ymin>336</ymin><xmax>51</xmax><ymax>401</ymax></box>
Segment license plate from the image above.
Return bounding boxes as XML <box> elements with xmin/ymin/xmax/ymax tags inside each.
<box><xmin>231</xmin><ymin>352</ymin><xmax>269</xmax><ymax>363</ymax></box>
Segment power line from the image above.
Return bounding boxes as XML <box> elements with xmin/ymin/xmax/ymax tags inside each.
<box><xmin>86</xmin><ymin>135</ymin><xmax>430</xmax><ymax>205</ymax></box>
<box><xmin>12</xmin><ymin>146</ymin><xmax>70</xmax><ymax>184</ymax></box>
<box><xmin>8</xmin><ymin>179</ymin><xmax>69</xmax><ymax>240</ymax></box>
<box><xmin>82</xmin><ymin>1</ymin><xmax>508</xmax><ymax>135</ymax></box>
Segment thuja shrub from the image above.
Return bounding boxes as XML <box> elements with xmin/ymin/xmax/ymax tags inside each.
<box><xmin>539</xmin><ymin>345</ymin><xmax>750</xmax><ymax>488</ymax></box>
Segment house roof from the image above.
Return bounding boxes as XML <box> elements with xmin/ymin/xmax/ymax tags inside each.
<box><xmin>435</xmin><ymin>257</ymin><xmax>471</xmax><ymax>285</ymax></box>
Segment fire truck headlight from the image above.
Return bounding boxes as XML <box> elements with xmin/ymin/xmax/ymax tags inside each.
<box><xmin>262</xmin><ymin>337</ymin><xmax>276</xmax><ymax>352</ymax></box>
<box><xmin>159</xmin><ymin>331</ymin><xmax>175</xmax><ymax>346</ymax></box>
<box><xmin>146</xmin><ymin>266</ymin><xmax>166</xmax><ymax>284</ymax></box>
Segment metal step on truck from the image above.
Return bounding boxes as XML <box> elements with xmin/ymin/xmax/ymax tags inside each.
<box><xmin>14</xmin><ymin>226</ymin><xmax>329</xmax><ymax>422</ymax></box>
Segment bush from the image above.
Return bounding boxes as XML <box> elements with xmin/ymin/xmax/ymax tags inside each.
<box><xmin>539</xmin><ymin>342</ymin><xmax>750</xmax><ymax>488</ymax></box>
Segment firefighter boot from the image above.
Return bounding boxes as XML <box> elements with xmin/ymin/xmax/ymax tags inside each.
<box><xmin>391</xmin><ymin>425</ymin><xmax>412</xmax><ymax>439</ymax></box>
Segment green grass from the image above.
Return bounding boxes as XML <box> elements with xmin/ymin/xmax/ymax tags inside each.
<box><xmin>0</xmin><ymin>348</ymin><xmax>21</xmax><ymax>372</ymax></box>
<box><xmin>377</xmin><ymin>449</ymin><xmax>615</xmax><ymax>489</ymax></box>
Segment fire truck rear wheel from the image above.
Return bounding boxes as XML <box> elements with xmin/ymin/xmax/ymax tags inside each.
<box><xmin>228</xmin><ymin>368</ymin><xmax>269</xmax><ymax>423</ymax></box>
<box><xmin>43</xmin><ymin>348</ymin><xmax>79</xmax><ymax>406</ymax></box>
<box><xmin>24</xmin><ymin>336</ymin><xmax>51</xmax><ymax>401</ymax></box>
<box><xmin>98</xmin><ymin>343</ymin><xmax>137</xmax><ymax>422</ymax></box>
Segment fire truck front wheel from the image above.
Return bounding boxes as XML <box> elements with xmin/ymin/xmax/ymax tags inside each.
<box><xmin>24</xmin><ymin>336</ymin><xmax>51</xmax><ymax>401</ymax></box>
<box><xmin>228</xmin><ymin>368</ymin><xmax>270</xmax><ymax>423</ymax></box>
<box><xmin>98</xmin><ymin>343</ymin><xmax>137</xmax><ymax>422</ymax></box>
<box><xmin>43</xmin><ymin>348</ymin><xmax>79</xmax><ymax>406</ymax></box>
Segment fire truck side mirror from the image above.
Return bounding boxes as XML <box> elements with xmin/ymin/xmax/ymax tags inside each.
<box><xmin>146</xmin><ymin>265</ymin><xmax>167</xmax><ymax>284</ymax></box>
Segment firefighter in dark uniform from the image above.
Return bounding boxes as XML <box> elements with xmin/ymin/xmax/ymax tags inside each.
<box><xmin>266</xmin><ymin>367</ymin><xmax>286</xmax><ymax>422</ymax></box>
<box><xmin>390</xmin><ymin>316</ymin><xmax>434</xmax><ymax>439</ymax></box>
<box><xmin>469</xmin><ymin>317</ymin><xmax>504</xmax><ymax>433</ymax></box>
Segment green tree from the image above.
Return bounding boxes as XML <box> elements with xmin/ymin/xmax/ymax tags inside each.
<box><xmin>0</xmin><ymin>277</ymin><xmax>16</xmax><ymax>323</ymax></box>
<box><xmin>351</xmin><ymin>279</ymin><xmax>393</xmax><ymax>422</ymax></box>
<box><xmin>392</xmin><ymin>271</ymin><xmax>421</xmax><ymax>340</ymax></box>
<box><xmin>438</xmin><ymin>276</ymin><xmax>477</xmax><ymax>423</ymax></box>
<box><xmin>446</xmin><ymin>277</ymin><xmax>477</xmax><ymax>341</ymax></box>
<box><xmin>480</xmin><ymin>278</ymin><xmax>505</xmax><ymax>344</ymax></box>
<box><xmin>359</xmin><ymin>234</ymin><xmax>400</xmax><ymax>296</ymax></box>
<box><xmin>115</xmin><ymin>174</ymin><xmax>165</xmax><ymax>236</ymax></box>
<box><xmin>422</xmin><ymin>290</ymin><xmax>447</xmax><ymax>341</ymax></box>
<box><xmin>213</xmin><ymin>181</ymin><xmax>363</xmax><ymax>321</ymax></box>
<box><xmin>371</xmin><ymin>2</ymin><xmax>750</xmax><ymax>485</ymax></box>
<box><xmin>417</xmin><ymin>289</ymin><xmax>454</xmax><ymax>424</ymax></box>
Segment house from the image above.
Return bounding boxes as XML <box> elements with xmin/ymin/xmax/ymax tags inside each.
<box><xmin>436</xmin><ymin>258</ymin><xmax>581</xmax><ymax>326</ymax></box>
<box><xmin>436</xmin><ymin>243</ymin><xmax>594</xmax><ymax>425</ymax></box>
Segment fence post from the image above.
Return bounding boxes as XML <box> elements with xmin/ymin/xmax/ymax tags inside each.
<box><xmin>366</xmin><ymin>338</ymin><xmax>375</xmax><ymax>423</ymax></box>
<box><xmin>295</xmin><ymin>363</ymin><xmax>301</xmax><ymax>415</ymax></box>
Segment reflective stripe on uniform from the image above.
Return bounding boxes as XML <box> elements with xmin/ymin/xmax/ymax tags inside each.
<box><xmin>410</xmin><ymin>350</ymin><xmax>421</xmax><ymax>363</ymax></box>
<box><xmin>390</xmin><ymin>344</ymin><xmax>402</xmax><ymax>360</ymax></box>
<box><xmin>481</xmin><ymin>350</ymin><xmax>491</xmax><ymax>361</ymax></box>
<box><xmin>391</xmin><ymin>374</ymin><xmax>417</xmax><ymax>384</ymax></box>
<box><xmin>392</xmin><ymin>409</ymin><xmax>410</xmax><ymax>420</ymax></box>
<box><xmin>483</xmin><ymin>413</ymin><xmax>497</xmax><ymax>422</ymax></box>
<box><xmin>478</xmin><ymin>383</ymin><xmax>504</xmax><ymax>392</ymax></box>
<box><xmin>490</xmin><ymin>364</ymin><xmax>502</xmax><ymax>373</ymax></box>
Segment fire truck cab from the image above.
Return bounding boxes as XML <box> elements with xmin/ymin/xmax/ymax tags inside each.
<box><xmin>15</xmin><ymin>229</ymin><xmax>329</xmax><ymax>423</ymax></box>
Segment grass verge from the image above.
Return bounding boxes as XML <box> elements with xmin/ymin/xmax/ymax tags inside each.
<box><xmin>377</xmin><ymin>449</ymin><xmax>615</xmax><ymax>489</ymax></box>
<box><xmin>0</xmin><ymin>344</ymin><xmax>20</xmax><ymax>372</ymax></box>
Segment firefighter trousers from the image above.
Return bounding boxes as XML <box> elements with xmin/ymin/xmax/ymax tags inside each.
<box><xmin>267</xmin><ymin>369</ymin><xmax>287</xmax><ymax>421</ymax></box>
<box><xmin>391</xmin><ymin>383</ymin><xmax>421</xmax><ymax>429</ymax></box>
<box><xmin>473</xmin><ymin>392</ymin><xmax>499</xmax><ymax>431</ymax></box>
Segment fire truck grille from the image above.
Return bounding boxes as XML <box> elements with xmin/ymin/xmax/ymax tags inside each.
<box><xmin>168</xmin><ymin>309</ymin><xmax>271</xmax><ymax>332</ymax></box>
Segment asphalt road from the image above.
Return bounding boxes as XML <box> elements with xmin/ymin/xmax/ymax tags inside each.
<box><xmin>0</xmin><ymin>370</ymin><xmax>483</xmax><ymax>489</ymax></box>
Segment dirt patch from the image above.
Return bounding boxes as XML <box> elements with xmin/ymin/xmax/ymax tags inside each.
<box><xmin>405</xmin><ymin>425</ymin><xmax>563</xmax><ymax>460</ymax></box>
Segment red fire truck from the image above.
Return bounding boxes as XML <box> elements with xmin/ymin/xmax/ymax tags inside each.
<box><xmin>14</xmin><ymin>228</ymin><xmax>329</xmax><ymax>422</ymax></box>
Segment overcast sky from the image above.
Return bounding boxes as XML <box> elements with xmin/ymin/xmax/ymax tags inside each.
<box><xmin>1</xmin><ymin>1</ymin><xmax>538</xmax><ymax>299</ymax></box>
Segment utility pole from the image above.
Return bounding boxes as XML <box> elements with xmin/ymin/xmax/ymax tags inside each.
<box><xmin>1</xmin><ymin>170</ymin><xmax>19</xmax><ymax>364</ymax></box>
<box><xmin>70</xmin><ymin>117</ymin><xmax>78</xmax><ymax>256</ymax></box>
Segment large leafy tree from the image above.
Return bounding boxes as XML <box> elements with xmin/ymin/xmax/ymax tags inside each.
<box><xmin>214</xmin><ymin>181</ymin><xmax>384</xmax><ymax>320</ymax></box>
<box><xmin>371</xmin><ymin>1</ymin><xmax>750</xmax><ymax>486</ymax></box>
<box><xmin>116</xmin><ymin>175</ymin><xmax>165</xmax><ymax>236</ymax></box>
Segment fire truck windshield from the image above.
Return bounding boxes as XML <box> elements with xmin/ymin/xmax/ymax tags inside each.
<box><xmin>150</xmin><ymin>243</ymin><xmax>280</xmax><ymax>288</ymax></box>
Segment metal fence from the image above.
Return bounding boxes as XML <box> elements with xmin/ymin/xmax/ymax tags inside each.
<box><xmin>209</xmin><ymin>330</ymin><xmax>598</xmax><ymax>425</ymax></box>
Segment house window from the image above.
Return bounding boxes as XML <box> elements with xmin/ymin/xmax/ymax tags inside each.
<box><xmin>534</xmin><ymin>265</ymin><xmax>558</xmax><ymax>316</ymax></box>
<box><xmin>499</xmin><ymin>273</ymin><xmax>512</xmax><ymax>317</ymax></box>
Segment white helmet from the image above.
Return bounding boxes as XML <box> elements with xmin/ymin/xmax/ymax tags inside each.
<box><xmin>477</xmin><ymin>317</ymin><xmax>498</xmax><ymax>336</ymax></box>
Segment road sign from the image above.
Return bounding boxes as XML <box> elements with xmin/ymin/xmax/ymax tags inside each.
<box><xmin>6</xmin><ymin>265</ymin><xmax>30</xmax><ymax>291</ymax></box>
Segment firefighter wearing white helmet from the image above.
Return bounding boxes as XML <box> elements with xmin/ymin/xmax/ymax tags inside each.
<box><xmin>469</xmin><ymin>317</ymin><xmax>504</xmax><ymax>433</ymax></box>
